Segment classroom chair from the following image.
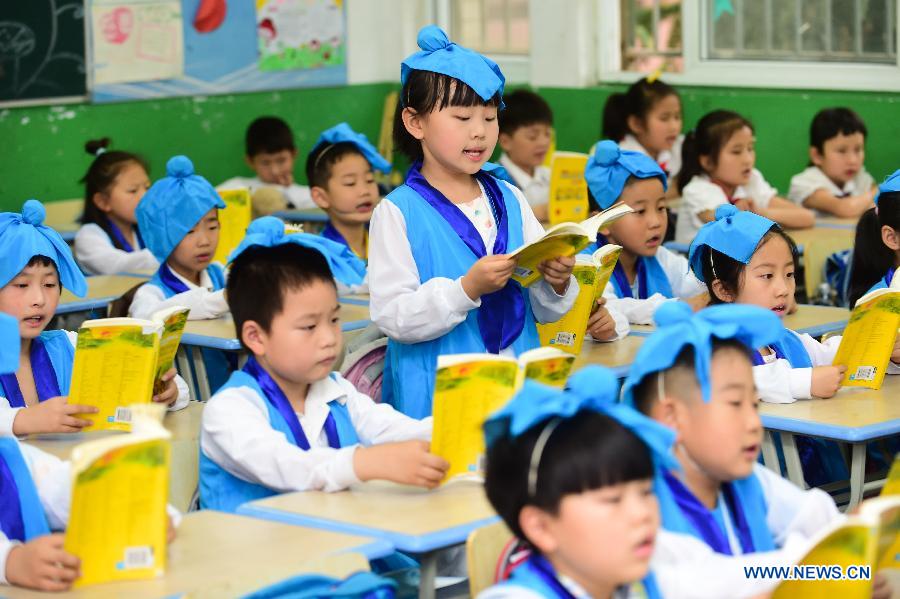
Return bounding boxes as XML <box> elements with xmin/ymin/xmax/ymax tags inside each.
<box><xmin>465</xmin><ymin>521</ymin><xmax>515</xmax><ymax>597</ymax></box>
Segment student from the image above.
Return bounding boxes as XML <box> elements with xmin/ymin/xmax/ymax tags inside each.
<box><xmin>219</xmin><ymin>116</ymin><xmax>315</xmax><ymax>210</ymax></box>
<box><xmin>586</xmin><ymin>140</ymin><xmax>707</xmax><ymax>328</ymax></box>
<box><xmin>0</xmin><ymin>200</ymin><xmax>188</xmax><ymax>437</ymax></box>
<box><xmin>623</xmin><ymin>302</ymin><xmax>842</xmax><ymax>557</ymax></box>
<box><xmin>602</xmin><ymin>75</ymin><xmax>684</xmax><ymax>185</ymax></box>
<box><xmin>788</xmin><ymin>108</ymin><xmax>877</xmax><ymax>218</ymax></box>
<box><xmin>676</xmin><ymin>110</ymin><xmax>814</xmax><ymax>245</ymax></box>
<box><xmin>199</xmin><ymin>239</ymin><xmax>448</xmax><ymax>512</ymax></box>
<box><xmin>73</xmin><ymin>138</ymin><xmax>159</xmax><ymax>275</ymax></box>
<box><xmin>305</xmin><ymin>122</ymin><xmax>391</xmax><ymax>262</ymax></box>
<box><xmin>497</xmin><ymin>89</ymin><xmax>553</xmax><ymax>222</ymax></box>
<box><xmin>368</xmin><ymin>25</ymin><xmax>577</xmax><ymax>418</ymax></box>
<box><xmin>847</xmin><ymin>169</ymin><xmax>900</xmax><ymax>307</ymax></box>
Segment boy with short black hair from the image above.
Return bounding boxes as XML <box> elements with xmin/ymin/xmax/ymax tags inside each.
<box><xmin>788</xmin><ymin>107</ymin><xmax>877</xmax><ymax>217</ymax></box>
<box><xmin>498</xmin><ymin>90</ymin><xmax>553</xmax><ymax>221</ymax></box>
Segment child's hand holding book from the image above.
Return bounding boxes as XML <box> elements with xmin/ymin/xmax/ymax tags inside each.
<box><xmin>6</xmin><ymin>533</ymin><xmax>81</xmax><ymax>592</ymax></box>
<box><xmin>353</xmin><ymin>440</ymin><xmax>450</xmax><ymax>489</ymax></box>
<box><xmin>12</xmin><ymin>396</ymin><xmax>98</xmax><ymax>435</ymax></box>
<box><xmin>152</xmin><ymin>367</ymin><xmax>179</xmax><ymax>407</ymax></box>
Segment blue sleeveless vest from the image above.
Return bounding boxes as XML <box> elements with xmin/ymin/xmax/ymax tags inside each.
<box><xmin>384</xmin><ymin>180</ymin><xmax>540</xmax><ymax>418</ymax></box>
<box><xmin>494</xmin><ymin>554</ymin><xmax>662</xmax><ymax>598</ymax></box>
<box><xmin>0</xmin><ymin>439</ymin><xmax>51</xmax><ymax>542</ymax></box>
<box><xmin>41</xmin><ymin>330</ymin><xmax>75</xmax><ymax>396</ymax></box>
<box><xmin>199</xmin><ymin>370</ymin><xmax>360</xmax><ymax>513</ymax></box>
<box><xmin>147</xmin><ymin>263</ymin><xmax>226</xmax><ymax>298</ymax></box>
<box><xmin>580</xmin><ymin>242</ymin><xmax>673</xmax><ymax>299</ymax></box>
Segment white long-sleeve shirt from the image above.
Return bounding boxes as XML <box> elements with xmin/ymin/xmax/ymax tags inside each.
<box><xmin>600</xmin><ymin>246</ymin><xmax>706</xmax><ymax>325</ymax></box>
<box><xmin>0</xmin><ymin>330</ymin><xmax>190</xmax><ymax>436</ymax></box>
<box><xmin>129</xmin><ymin>266</ymin><xmax>229</xmax><ymax>321</ymax></box>
<box><xmin>788</xmin><ymin>166</ymin><xmax>875</xmax><ymax>206</ymax></box>
<box><xmin>73</xmin><ymin>223</ymin><xmax>159</xmax><ymax>275</ymax></box>
<box><xmin>218</xmin><ymin>176</ymin><xmax>315</xmax><ymax>210</ymax></box>
<box><xmin>368</xmin><ymin>180</ymin><xmax>578</xmax><ymax>346</ymax></box>
<box><xmin>200</xmin><ymin>372</ymin><xmax>432</xmax><ymax>494</ymax></box>
<box><xmin>498</xmin><ymin>154</ymin><xmax>550</xmax><ymax>210</ymax></box>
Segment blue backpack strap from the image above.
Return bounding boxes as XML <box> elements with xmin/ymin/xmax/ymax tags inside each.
<box><xmin>0</xmin><ymin>439</ymin><xmax>50</xmax><ymax>542</ymax></box>
<box><xmin>241</xmin><ymin>571</ymin><xmax>397</xmax><ymax>599</ymax></box>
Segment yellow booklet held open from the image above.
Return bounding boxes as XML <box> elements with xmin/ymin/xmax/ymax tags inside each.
<box><xmin>510</xmin><ymin>203</ymin><xmax>633</xmax><ymax>287</ymax></box>
<box><xmin>537</xmin><ymin>244</ymin><xmax>622</xmax><ymax>355</ymax></box>
<box><xmin>431</xmin><ymin>348</ymin><xmax>575</xmax><ymax>482</ymax></box>
<box><xmin>65</xmin><ymin>404</ymin><xmax>171</xmax><ymax>588</ymax></box>
<box><xmin>832</xmin><ymin>266</ymin><xmax>900</xmax><ymax>389</ymax></box>
<box><xmin>69</xmin><ymin>306</ymin><xmax>190</xmax><ymax>431</ymax></box>
<box><xmin>212</xmin><ymin>188</ymin><xmax>252</xmax><ymax>264</ymax></box>
<box><xmin>548</xmin><ymin>151</ymin><xmax>589</xmax><ymax>225</ymax></box>
<box><xmin>772</xmin><ymin>495</ymin><xmax>900</xmax><ymax>598</ymax></box>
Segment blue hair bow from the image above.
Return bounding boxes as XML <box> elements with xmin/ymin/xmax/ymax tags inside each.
<box><xmin>688</xmin><ymin>204</ymin><xmax>776</xmax><ymax>282</ymax></box>
<box><xmin>876</xmin><ymin>169</ymin><xmax>900</xmax><ymax>205</ymax></box>
<box><xmin>585</xmin><ymin>140</ymin><xmax>667</xmax><ymax>210</ymax></box>
<box><xmin>314</xmin><ymin>123</ymin><xmax>391</xmax><ymax>174</ymax></box>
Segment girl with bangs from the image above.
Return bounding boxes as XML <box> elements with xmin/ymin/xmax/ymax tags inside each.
<box><xmin>368</xmin><ymin>26</ymin><xmax>578</xmax><ymax>418</ymax></box>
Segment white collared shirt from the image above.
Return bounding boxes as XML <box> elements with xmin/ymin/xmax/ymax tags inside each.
<box><xmin>788</xmin><ymin>166</ymin><xmax>875</xmax><ymax>206</ymax></box>
<box><xmin>74</xmin><ymin>223</ymin><xmax>159</xmax><ymax>275</ymax></box>
<box><xmin>620</xmin><ymin>133</ymin><xmax>684</xmax><ymax>179</ymax></box>
<box><xmin>218</xmin><ymin>176</ymin><xmax>315</xmax><ymax>210</ymax></box>
<box><xmin>200</xmin><ymin>372</ymin><xmax>432</xmax><ymax>493</ymax></box>
<box><xmin>498</xmin><ymin>154</ymin><xmax>551</xmax><ymax>210</ymax></box>
<box><xmin>129</xmin><ymin>265</ymin><xmax>229</xmax><ymax>321</ymax></box>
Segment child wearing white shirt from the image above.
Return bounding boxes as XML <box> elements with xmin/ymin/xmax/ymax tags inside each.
<box><xmin>497</xmin><ymin>90</ymin><xmax>553</xmax><ymax>222</ymax></box>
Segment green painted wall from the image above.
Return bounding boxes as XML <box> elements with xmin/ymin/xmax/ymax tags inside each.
<box><xmin>1</xmin><ymin>81</ymin><xmax>897</xmax><ymax>212</ymax></box>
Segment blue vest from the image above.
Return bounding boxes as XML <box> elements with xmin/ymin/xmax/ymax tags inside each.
<box><xmin>148</xmin><ymin>263</ymin><xmax>226</xmax><ymax>297</ymax></box>
<box><xmin>41</xmin><ymin>330</ymin><xmax>75</xmax><ymax>396</ymax></box>
<box><xmin>865</xmin><ymin>269</ymin><xmax>894</xmax><ymax>295</ymax></box>
<box><xmin>770</xmin><ymin>328</ymin><xmax>813</xmax><ymax>369</ymax></box>
<box><xmin>494</xmin><ymin>555</ymin><xmax>662</xmax><ymax>598</ymax></box>
<box><xmin>581</xmin><ymin>243</ymin><xmax>673</xmax><ymax>299</ymax></box>
<box><xmin>655</xmin><ymin>469</ymin><xmax>775</xmax><ymax>555</ymax></box>
<box><xmin>0</xmin><ymin>439</ymin><xmax>50</xmax><ymax>542</ymax></box>
<box><xmin>384</xmin><ymin>182</ymin><xmax>540</xmax><ymax>418</ymax></box>
<box><xmin>199</xmin><ymin>370</ymin><xmax>360</xmax><ymax>513</ymax></box>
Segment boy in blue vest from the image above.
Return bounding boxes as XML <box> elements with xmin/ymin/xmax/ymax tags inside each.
<box><xmin>199</xmin><ymin>233</ymin><xmax>448</xmax><ymax>512</ymax></box>
<box><xmin>0</xmin><ymin>200</ymin><xmax>188</xmax><ymax>437</ymax></box>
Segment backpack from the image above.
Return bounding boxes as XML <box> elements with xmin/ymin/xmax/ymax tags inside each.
<box><xmin>340</xmin><ymin>324</ymin><xmax>387</xmax><ymax>403</ymax></box>
<box><xmin>819</xmin><ymin>249</ymin><xmax>852</xmax><ymax>307</ymax></box>
<box><xmin>242</xmin><ymin>571</ymin><xmax>396</xmax><ymax>599</ymax></box>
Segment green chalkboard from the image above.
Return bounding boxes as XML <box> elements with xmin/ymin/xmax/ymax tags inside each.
<box><xmin>0</xmin><ymin>0</ymin><xmax>87</xmax><ymax>105</ymax></box>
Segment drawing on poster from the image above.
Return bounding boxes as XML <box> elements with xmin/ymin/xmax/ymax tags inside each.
<box><xmin>256</xmin><ymin>0</ymin><xmax>344</xmax><ymax>72</ymax></box>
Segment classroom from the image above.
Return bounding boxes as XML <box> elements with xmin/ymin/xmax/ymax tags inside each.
<box><xmin>1</xmin><ymin>0</ymin><xmax>899</xmax><ymax>597</ymax></box>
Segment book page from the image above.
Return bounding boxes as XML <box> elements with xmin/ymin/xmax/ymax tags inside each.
<box><xmin>522</xmin><ymin>355</ymin><xmax>575</xmax><ymax>388</ymax></box>
<box><xmin>65</xmin><ymin>438</ymin><xmax>170</xmax><ymax>587</ymax></box>
<box><xmin>431</xmin><ymin>359</ymin><xmax>519</xmax><ymax>481</ymax></box>
<box><xmin>833</xmin><ymin>294</ymin><xmax>900</xmax><ymax>389</ymax></box>
<box><xmin>511</xmin><ymin>234</ymin><xmax>591</xmax><ymax>287</ymax></box>
<box><xmin>69</xmin><ymin>325</ymin><xmax>159</xmax><ymax>431</ymax></box>
<box><xmin>153</xmin><ymin>308</ymin><xmax>189</xmax><ymax>394</ymax></box>
<box><xmin>213</xmin><ymin>188</ymin><xmax>253</xmax><ymax>264</ymax></box>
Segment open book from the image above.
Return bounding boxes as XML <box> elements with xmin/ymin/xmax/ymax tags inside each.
<box><xmin>772</xmin><ymin>495</ymin><xmax>900</xmax><ymax>598</ymax></box>
<box><xmin>65</xmin><ymin>404</ymin><xmax>171</xmax><ymax>587</ymax></box>
<box><xmin>832</xmin><ymin>266</ymin><xmax>900</xmax><ymax>389</ymax></box>
<box><xmin>510</xmin><ymin>203</ymin><xmax>633</xmax><ymax>287</ymax></box>
<box><xmin>69</xmin><ymin>306</ymin><xmax>190</xmax><ymax>431</ymax></box>
<box><xmin>537</xmin><ymin>244</ymin><xmax>622</xmax><ymax>355</ymax></box>
<box><xmin>431</xmin><ymin>348</ymin><xmax>575</xmax><ymax>482</ymax></box>
<box><xmin>548</xmin><ymin>151</ymin><xmax>589</xmax><ymax>225</ymax></box>
<box><xmin>212</xmin><ymin>187</ymin><xmax>253</xmax><ymax>264</ymax></box>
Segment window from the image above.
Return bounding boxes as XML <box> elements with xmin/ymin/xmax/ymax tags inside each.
<box><xmin>450</xmin><ymin>0</ymin><xmax>530</xmax><ymax>55</ymax></box>
<box><xmin>620</xmin><ymin>0</ymin><xmax>683</xmax><ymax>73</ymax></box>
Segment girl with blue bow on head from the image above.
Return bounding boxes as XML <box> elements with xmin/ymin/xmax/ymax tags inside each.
<box><xmin>848</xmin><ymin>169</ymin><xmax>900</xmax><ymax>307</ymax></box>
<box><xmin>368</xmin><ymin>25</ymin><xmax>578</xmax><ymax>418</ymax></box>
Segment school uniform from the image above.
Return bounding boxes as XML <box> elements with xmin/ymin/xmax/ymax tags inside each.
<box><xmin>499</xmin><ymin>153</ymin><xmax>551</xmax><ymax>212</ymax></box>
<box><xmin>676</xmin><ymin>171</ymin><xmax>778</xmax><ymax>245</ymax></box>
<box><xmin>199</xmin><ymin>360</ymin><xmax>431</xmax><ymax>513</ymax></box>
<box><xmin>619</xmin><ymin>133</ymin><xmax>684</xmax><ymax>180</ymax></box>
<box><xmin>129</xmin><ymin>263</ymin><xmax>228</xmax><ymax>321</ymax></box>
<box><xmin>74</xmin><ymin>223</ymin><xmax>159</xmax><ymax>275</ymax></box>
<box><xmin>218</xmin><ymin>176</ymin><xmax>315</xmax><ymax>210</ymax></box>
<box><xmin>319</xmin><ymin>224</ymin><xmax>370</xmax><ymax>295</ymax></box>
<box><xmin>788</xmin><ymin>165</ymin><xmax>875</xmax><ymax>207</ymax></box>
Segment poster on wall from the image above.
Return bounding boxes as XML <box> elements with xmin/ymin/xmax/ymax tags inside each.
<box><xmin>91</xmin><ymin>0</ymin><xmax>184</xmax><ymax>85</ymax></box>
<box><xmin>256</xmin><ymin>0</ymin><xmax>345</xmax><ymax>72</ymax></box>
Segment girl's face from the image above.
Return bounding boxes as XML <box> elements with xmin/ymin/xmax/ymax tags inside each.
<box><xmin>607</xmin><ymin>178</ymin><xmax>668</xmax><ymax>258</ymax></box>
<box><xmin>538</xmin><ymin>480</ymin><xmax>659</xmax><ymax>594</ymax></box>
<box><xmin>406</xmin><ymin>102</ymin><xmax>499</xmax><ymax>178</ymax></box>
<box><xmin>631</xmin><ymin>94</ymin><xmax>682</xmax><ymax>156</ymax></box>
<box><xmin>0</xmin><ymin>262</ymin><xmax>61</xmax><ymax>341</ymax></box>
<box><xmin>704</xmin><ymin>126</ymin><xmax>755</xmax><ymax>189</ymax></box>
<box><xmin>94</xmin><ymin>162</ymin><xmax>150</xmax><ymax>225</ymax></box>
<box><xmin>716</xmin><ymin>234</ymin><xmax>795</xmax><ymax>318</ymax></box>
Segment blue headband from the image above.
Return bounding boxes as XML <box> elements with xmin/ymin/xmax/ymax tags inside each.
<box><xmin>0</xmin><ymin>313</ymin><xmax>19</xmax><ymax>374</ymax></box>
<box><xmin>876</xmin><ymin>169</ymin><xmax>900</xmax><ymax>205</ymax></box>
<box><xmin>585</xmin><ymin>140</ymin><xmax>668</xmax><ymax>210</ymax></box>
<box><xmin>484</xmin><ymin>365</ymin><xmax>679</xmax><ymax>474</ymax></box>
<box><xmin>313</xmin><ymin>123</ymin><xmax>391</xmax><ymax>174</ymax></box>
<box><xmin>137</xmin><ymin>156</ymin><xmax>226</xmax><ymax>262</ymax></box>
<box><xmin>0</xmin><ymin>200</ymin><xmax>87</xmax><ymax>297</ymax></box>
<box><xmin>688</xmin><ymin>204</ymin><xmax>776</xmax><ymax>283</ymax></box>
<box><xmin>228</xmin><ymin>216</ymin><xmax>366</xmax><ymax>287</ymax></box>
<box><xmin>401</xmin><ymin>25</ymin><xmax>505</xmax><ymax>108</ymax></box>
<box><xmin>622</xmin><ymin>302</ymin><xmax>783</xmax><ymax>404</ymax></box>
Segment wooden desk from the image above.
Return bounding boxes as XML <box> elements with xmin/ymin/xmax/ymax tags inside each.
<box><xmin>43</xmin><ymin>198</ymin><xmax>82</xmax><ymax>243</ymax></box>
<box><xmin>57</xmin><ymin>275</ymin><xmax>149</xmax><ymax>316</ymax></box>
<box><xmin>26</xmin><ymin>402</ymin><xmax>204</xmax><ymax>512</ymax></box>
<box><xmin>239</xmin><ymin>480</ymin><xmax>497</xmax><ymax>599</ymax></box>
<box><xmin>759</xmin><ymin>376</ymin><xmax>900</xmax><ymax>509</ymax></box>
<box><xmin>815</xmin><ymin>216</ymin><xmax>857</xmax><ymax>230</ymax></box>
<box><xmin>3</xmin><ymin>510</ymin><xmax>393</xmax><ymax>599</ymax></box>
<box><xmin>573</xmin><ymin>335</ymin><xmax>644</xmax><ymax>377</ymax></box>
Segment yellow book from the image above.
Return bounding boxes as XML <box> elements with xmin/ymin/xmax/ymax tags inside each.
<box><xmin>883</xmin><ymin>454</ymin><xmax>900</xmax><ymax>496</ymax></box>
<box><xmin>537</xmin><ymin>244</ymin><xmax>622</xmax><ymax>355</ymax></box>
<box><xmin>69</xmin><ymin>306</ymin><xmax>190</xmax><ymax>431</ymax></box>
<box><xmin>431</xmin><ymin>348</ymin><xmax>575</xmax><ymax>481</ymax></box>
<box><xmin>548</xmin><ymin>151</ymin><xmax>589</xmax><ymax>225</ymax></box>
<box><xmin>65</xmin><ymin>405</ymin><xmax>171</xmax><ymax>588</ymax></box>
<box><xmin>510</xmin><ymin>202</ymin><xmax>633</xmax><ymax>287</ymax></box>
<box><xmin>832</xmin><ymin>267</ymin><xmax>900</xmax><ymax>389</ymax></box>
<box><xmin>772</xmin><ymin>495</ymin><xmax>900</xmax><ymax>598</ymax></box>
<box><xmin>212</xmin><ymin>188</ymin><xmax>253</xmax><ymax>264</ymax></box>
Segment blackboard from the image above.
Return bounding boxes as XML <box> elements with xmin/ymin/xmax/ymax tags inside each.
<box><xmin>0</xmin><ymin>0</ymin><xmax>87</xmax><ymax>105</ymax></box>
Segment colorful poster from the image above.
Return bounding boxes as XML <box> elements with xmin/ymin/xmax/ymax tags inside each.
<box><xmin>91</xmin><ymin>0</ymin><xmax>183</xmax><ymax>85</ymax></box>
<box><xmin>256</xmin><ymin>0</ymin><xmax>345</xmax><ymax>72</ymax></box>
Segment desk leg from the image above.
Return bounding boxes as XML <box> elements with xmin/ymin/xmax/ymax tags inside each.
<box><xmin>761</xmin><ymin>431</ymin><xmax>781</xmax><ymax>475</ymax></box>
<box><xmin>176</xmin><ymin>348</ymin><xmax>197</xmax><ymax>401</ymax></box>
<box><xmin>780</xmin><ymin>433</ymin><xmax>807</xmax><ymax>490</ymax></box>
<box><xmin>848</xmin><ymin>443</ymin><xmax>866</xmax><ymax>511</ymax></box>
<box><xmin>192</xmin><ymin>346</ymin><xmax>212</xmax><ymax>403</ymax></box>
<box><xmin>418</xmin><ymin>551</ymin><xmax>437</xmax><ymax>599</ymax></box>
